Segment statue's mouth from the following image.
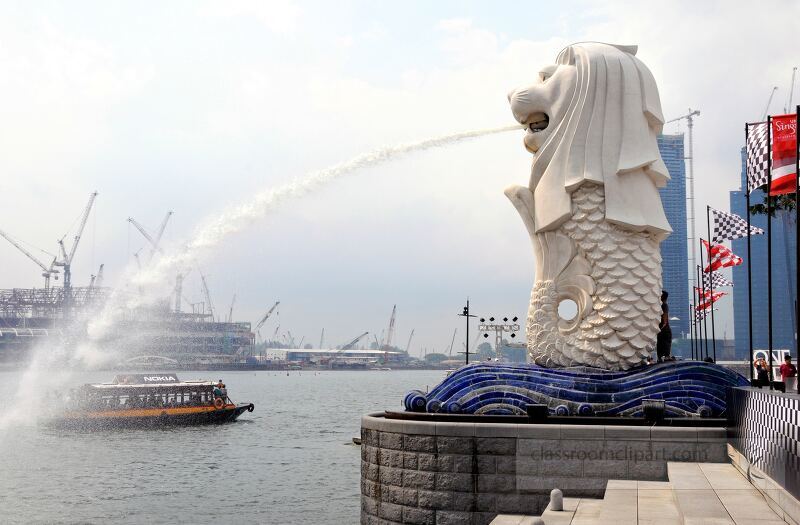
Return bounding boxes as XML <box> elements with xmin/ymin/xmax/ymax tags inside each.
<box><xmin>527</xmin><ymin>112</ymin><xmax>549</xmax><ymax>133</ymax></box>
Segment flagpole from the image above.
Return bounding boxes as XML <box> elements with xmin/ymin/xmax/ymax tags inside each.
<box><xmin>745</xmin><ymin>123</ymin><xmax>755</xmax><ymax>383</ymax></box>
<box><xmin>767</xmin><ymin>116</ymin><xmax>774</xmax><ymax>387</ymax></box>
<box><xmin>689</xmin><ymin>302</ymin><xmax>694</xmax><ymax>359</ymax></box>
<box><xmin>698</xmin><ymin>262</ymin><xmax>708</xmax><ymax>359</ymax></box>
<box><xmin>706</xmin><ymin>207</ymin><xmax>717</xmax><ymax>362</ymax></box>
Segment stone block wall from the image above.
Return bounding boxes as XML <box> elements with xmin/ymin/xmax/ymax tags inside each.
<box><xmin>361</xmin><ymin>414</ymin><xmax>727</xmax><ymax>525</ymax></box>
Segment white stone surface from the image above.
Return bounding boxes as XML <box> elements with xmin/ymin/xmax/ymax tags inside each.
<box><xmin>505</xmin><ymin>42</ymin><xmax>672</xmax><ymax>370</ymax></box>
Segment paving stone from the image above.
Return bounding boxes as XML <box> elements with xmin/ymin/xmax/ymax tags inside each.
<box><xmin>673</xmin><ymin>489</ymin><xmax>732</xmax><ymax>523</ymax></box>
<box><xmin>637</xmin><ymin>485</ymin><xmax>681</xmax><ymax>524</ymax></box>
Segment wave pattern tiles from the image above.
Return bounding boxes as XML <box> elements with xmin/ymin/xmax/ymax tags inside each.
<box><xmin>404</xmin><ymin>361</ymin><xmax>749</xmax><ymax>417</ymax></box>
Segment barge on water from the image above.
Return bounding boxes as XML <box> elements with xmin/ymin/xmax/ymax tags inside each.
<box><xmin>48</xmin><ymin>373</ymin><xmax>254</xmax><ymax>429</ymax></box>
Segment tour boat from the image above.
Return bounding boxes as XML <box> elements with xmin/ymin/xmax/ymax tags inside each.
<box><xmin>48</xmin><ymin>373</ymin><xmax>255</xmax><ymax>429</ymax></box>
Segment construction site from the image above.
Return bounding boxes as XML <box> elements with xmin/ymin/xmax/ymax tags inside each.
<box><xmin>0</xmin><ymin>192</ymin><xmax>255</xmax><ymax>368</ymax></box>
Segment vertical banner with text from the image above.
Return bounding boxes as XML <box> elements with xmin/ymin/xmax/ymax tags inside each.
<box><xmin>770</xmin><ymin>114</ymin><xmax>798</xmax><ymax>195</ymax></box>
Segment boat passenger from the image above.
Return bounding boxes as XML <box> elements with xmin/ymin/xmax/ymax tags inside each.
<box><xmin>220</xmin><ymin>384</ymin><xmax>228</xmax><ymax>403</ymax></box>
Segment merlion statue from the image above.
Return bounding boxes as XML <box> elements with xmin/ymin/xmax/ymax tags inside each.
<box><xmin>505</xmin><ymin>42</ymin><xmax>672</xmax><ymax>370</ymax></box>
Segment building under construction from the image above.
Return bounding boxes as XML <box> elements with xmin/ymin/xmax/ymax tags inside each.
<box><xmin>0</xmin><ymin>193</ymin><xmax>254</xmax><ymax>366</ymax></box>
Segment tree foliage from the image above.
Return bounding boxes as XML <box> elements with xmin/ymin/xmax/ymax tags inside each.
<box><xmin>749</xmin><ymin>186</ymin><xmax>796</xmax><ymax>217</ymax></box>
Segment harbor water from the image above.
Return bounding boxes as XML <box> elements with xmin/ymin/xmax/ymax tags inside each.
<box><xmin>0</xmin><ymin>369</ymin><xmax>443</xmax><ymax>524</ymax></box>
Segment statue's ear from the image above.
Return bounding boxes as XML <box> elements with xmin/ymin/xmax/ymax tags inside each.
<box><xmin>558</xmin><ymin>46</ymin><xmax>575</xmax><ymax>65</ymax></box>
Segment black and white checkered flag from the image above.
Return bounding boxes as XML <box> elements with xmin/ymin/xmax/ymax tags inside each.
<box><xmin>746</xmin><ymin>121</ymin><xmax>769</xmax><ymax>193</ymax></box>
<box><xmin>710</xmin><ymin>207</ymin><xmax>764</xmax><ymax>243</ymax></box>
<box><xmin>692</xmin><ymin>308</ymin><xmax>707</xmax><ymax>323</ymax></box>
<box><xmin>702</xmin><ymin>272</ymin><xmax>733</xmax><ymax>288</ymax></box>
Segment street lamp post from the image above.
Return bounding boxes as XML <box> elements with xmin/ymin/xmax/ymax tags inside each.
<box><xmin>457</xmin><ymin>299</ymin><xmax>477</xmax><ymax>365</ymax></box>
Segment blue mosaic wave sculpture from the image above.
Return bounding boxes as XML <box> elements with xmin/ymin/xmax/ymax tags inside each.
<box><xmin>405</xmin><ymin>361</ymin><xmax>749</xmax><ymax>417</ymax></box>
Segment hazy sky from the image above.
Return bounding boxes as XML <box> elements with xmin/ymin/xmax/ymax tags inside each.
<box><xmin>0</xmin><ymin>1</ymin><xmax>796</xmax><ymax>354</ymax></box>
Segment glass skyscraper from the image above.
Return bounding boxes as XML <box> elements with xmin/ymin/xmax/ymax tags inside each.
<box><xmin>730</xmin><ymin>148</ymin><xmax>796</xmax><ymax>358</ymax></box>
<box><xmin>657</xmin><ymin>134</ymin><xmax>690</xmax><ymax>341</ymax></box>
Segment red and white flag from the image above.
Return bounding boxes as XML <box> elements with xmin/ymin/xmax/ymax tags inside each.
<box><xmin>702</xmin><ymin>240</ymin><xmax>743</xmax><ymax>273</ymax></box>
<box><xmin>695</xmin><ymin>291</ymin><xmax>726</xmax><ymax>311</ymax></box>
<box><xmin>770</xmin><ymin>114</ymin><xmax>797</xmax><ymax>196</ymax></box>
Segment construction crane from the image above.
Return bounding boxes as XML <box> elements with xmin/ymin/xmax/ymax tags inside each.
<box><xmin>127</xmin><ymin>211</ymin><xmax>172</xmax><ymax>263</ymax></box>
<box><xmin>784</xmin><ymin>67</ymin><xmax>797</xmax><ymax>114</ymax></box>
<box><xmin>383</xmin><ymin>305</ymin><xmax>397</xmax><ymax>350</ymax></box>
<box><xmin>54</xmin><ymin>192</ymin><xmax>98</xmax><ymax>317</ymax></box>
<box><xmin>199</xmin><ymin>273</ymin><xmax>215</xmax><ymax>321</ymax></box>
<box><xmin>340</xmin><ymin>331</ymin><xmax>369</xmax><ymax>350</ymax></box>
<box><xmin>447</xmin><ymin>328</ymin><xmax>458</xmax><ymax>356</ymax></box>
<box><xmin>0</xmin><ymin>229</ymin><xmax>59</xmax><ymax>289</ymax></box>
<box><xmin>95</xmin><ymin>264</ymin><xmax>104</xmax><ymax>287</ymax></box>
<box><xmin>226</xmin><ymin>294</ymin><xmax>237</xmax><ymax>323</ymax></box>
<box><xmin>318</xmin><ymin>328</ymin><xmax>325</xmax><ymax>349</ymax></box>
<box><xmin>254</xmin><ymin>301</ymin><xmax>280</xmax><ymax>336</ymax></box>
<box><xmin>405</xmin><ymin>329</ymin><xmax>415</xmax><ymax>354</ymax></box>
<box><xmin>666</xmin><ymin>110</ymin><xmax>700</xmax><ymax>290</ymax></box>
<box><xmin>762</xmin><ymin>86</ymin><xmax>778</xmax><ymax>120</ymax></box>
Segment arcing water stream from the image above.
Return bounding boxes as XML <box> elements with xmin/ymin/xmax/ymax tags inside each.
<box><xmin>0</xmin><ymin>124</ymin><xmax>520</xmax><ymax>431</ymax></box>
<box><xmin>88</xmin><ymin>124</ymin><xmax>522</xmax><ymax>340</ymax></box>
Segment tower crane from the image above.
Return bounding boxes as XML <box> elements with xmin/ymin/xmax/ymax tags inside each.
<box><xmin>665</xmin><ymin>109</ymin><xmax>700</xmax><ymax>291</ymax></box>
<box><xmin>54</xmin><ymin>191</ymin><xmax>98</xmax><ymax>317</ymax></box>
<box><xmin>340</xmin><ymin>331</ymin><xmax>369</xmax><ymax>350</ymax></box>
<box><xmin>199</xmin><ymin>273</ymin><xmax>215</xmax><ymax>321</ymax></box>
<box><xmin>226</xmin><ymin>294</ymin><xmax>237</xmax><ymax>323</ymax></box>
<box><xmin>0</xmin><ymin>229</ymin><xmax>59</xmax><ymax>289</ymax></box>
<box><xmin>254</xmin><ymin>301</ymin><xmax>280</xmax><ymax>341</ymax></box>
<box><xmin>784</xmin><ymin>67</ymin><xmax>797</xmax><ymax>114</ymax></box>
<box><xmin>95</xmin><ymin>264</ymin><xmax>104</xmax><ymax>287</ymax></box>
<box><xmin>447</xmin><ymin>328</ymin><xmax>458</xmax><ymax>356</ymax></box>
<box><xmin>127</xmin><ymin>211</ymin><xmax>172</xmax><ymax>263</ymax></box>
<box><xmin>405</xmin><ymin>329</ymin><xmax>415</xmax><ymax>354</ymax></box>
<box><xmin>383</xmin><ymin>305</ymin><xmax>397</xmax><ymax>350</ymax></box>
<box><xmin>762</xmin><ymin>86</ymin><xmax>778</xmax><ymax>120</ymax></box>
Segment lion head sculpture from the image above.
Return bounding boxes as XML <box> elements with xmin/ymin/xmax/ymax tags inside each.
<box><xmin>505</xmin><ymin>43</ymin><xmax>673</xmax><ymax>370</ymax></box>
